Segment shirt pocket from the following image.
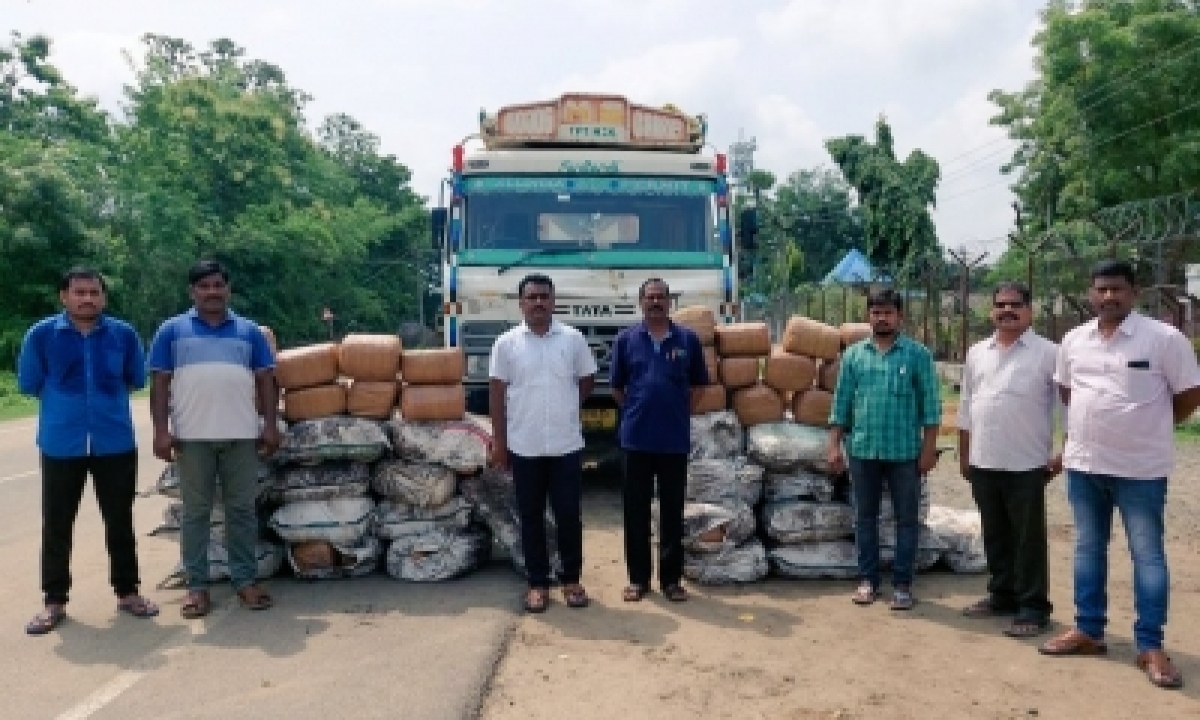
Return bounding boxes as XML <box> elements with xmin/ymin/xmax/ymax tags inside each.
<box><xmin>887</xmin><ymin>365</ymin><xmax>914</xmax><ymax>396</ymax></box>
<box><xmin>1119</xmin><ymin>364</ymin><xmax>1160</xmax><ymax>403</ymax></box>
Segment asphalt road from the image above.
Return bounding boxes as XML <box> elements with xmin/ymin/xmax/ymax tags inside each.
<box><xmin>0</xmin><ymin>402</ymin><xmax>522</xmax><ymax>720</ymax></box>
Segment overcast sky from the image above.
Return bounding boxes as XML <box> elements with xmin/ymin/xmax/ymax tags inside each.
<box><xmin>7</xmin><ymin>0</ymin><xmax>1045</xmax><ymax>258</ymax></box>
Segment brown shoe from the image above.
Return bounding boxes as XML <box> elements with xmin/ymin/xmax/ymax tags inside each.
<box><xmin>1039</xmin><ymin>628</ymin><xmax>1107</xmax><ymax>656</ymax></box>
<box><xmin>1136</xmin><ymin>650</ymin><xmax>1183</xmax><ymax>689</ymax></box>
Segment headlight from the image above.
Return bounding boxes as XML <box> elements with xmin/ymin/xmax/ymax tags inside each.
<box><xmin>466</xmin><ymin>354</ymin><xmax>490</xmax><ymax>379</ymax></box>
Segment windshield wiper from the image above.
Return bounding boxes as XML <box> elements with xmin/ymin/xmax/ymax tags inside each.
<box><xmin>496</xmin><ymin>245</ymin><xmax>595</xmax><ymax>275</ymax></box>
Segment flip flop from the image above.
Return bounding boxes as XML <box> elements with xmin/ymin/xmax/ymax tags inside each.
<box><xmin>890</xmin><ymin>589</ymin><xmax>916</xmax><ymax>611</ymax></box>
<box><xmin>524</xmin><ymin>587</ymin><xmax>549</xmax><ymax>613</ymax></box>
<box><xmin>852</xmin><ymin>581</ymin><xmax>879</xmax><ymax>606</ymax></box>
<box><xmin>180</xmin><ymin>590</ymin><xmax>211</xmax><ymax>619</ymax></box>
<box><xmin>26</xmin><ymin>606</ymin><xmax>66</xmax><ymax>636</ymax></box>
<box><xmin>236</xmin><ymin>585</ymin><xmax>273</xmax><ymax>611</ymax></box>
<box><xmin>623</xmin><ymin>584</ymin><xmax>649</xmax><ymax>602</ymax></box>
<box><xmin>117</xmin><ymin>595</ymin><xmax>160</xmax><ymax>618</ymax></box>
<box><xmin>662</xmin><ymin>584</ymin><xmax>688</xmax><ymax>603</ymax></box>
<box><xmin>563</xmin><ymin>584</ymin><xmax>590</xmax><ymax>609</ymax></box>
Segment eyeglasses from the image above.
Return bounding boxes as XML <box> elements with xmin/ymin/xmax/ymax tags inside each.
<box><xmin>993</xmin><ymin>301</ymin><xmax>1026</xmax><ymax>309</ymax></box>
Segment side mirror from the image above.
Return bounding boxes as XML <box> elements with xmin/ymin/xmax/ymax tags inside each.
<box><xmin>430</xmin><ymin>208</ymin><xmax>448</xmax><ymax>249</ymax></box>
<box><xmin>738</xmin><ymin>207</ymin><xmax>758</xmax><ymax>251</ymax></box>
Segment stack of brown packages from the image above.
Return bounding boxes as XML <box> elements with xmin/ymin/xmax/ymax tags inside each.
<box><xmin>671</xmin><ymin>306</ymin><xmax>725</xmax><ymax>414</ymax></box>
<box><xmin>399</xmin><ymin>348</ymin><xmax>466</xmax><ymax>421</ymax></box>
<box><xmin>775</xmin><ymin>316</ymin><xmax>855</xmax><ymax>428</ymax></box>
<box><xmin>716</xmin><ymin>322</ymin><xmax>779</xmax><ymax>427</ymax></box>
<box><xmin>339</xmin><ymin>334</ymin><xmax>403</xmax><ymax>420</ymax></box>
<box><xmin>275</xmin><ymin>343</ymin><xmax>345</xmax><ymax>421</ymax></box>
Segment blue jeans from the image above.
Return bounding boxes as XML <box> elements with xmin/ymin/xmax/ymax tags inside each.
<box><xmin>849</xmin><ymin>457</ymin><xmax>920</xmax><ymax>589</ymax></box>
<box><xmin>176</xmin><ymin>440</ymin><xmax>261</xmax><ymax>591</ymax></box>
<box><xmin>1068</xmin><ymin>470</ymin><xmax>1169</xmax><ymax>652</ymax></box>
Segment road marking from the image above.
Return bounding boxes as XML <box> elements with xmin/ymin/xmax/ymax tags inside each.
<box><xmin>0</xmin><ymin>469</ymin><xmax>37</xmax><ymax>484</ymax></box>
<box><xmin>56</xmin><ymin>601</ymin><xmax>238</xmax><ymax>720</ymax></box>
<box><xmin>0</xmin><ymin>422</ymin><xmax>36</xmax><ymax>436</ymax></box>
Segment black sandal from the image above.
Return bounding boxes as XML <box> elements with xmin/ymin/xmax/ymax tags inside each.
<box><xmin>26</xmin><ymin>605</ymin><xmax>66</xmax><ymax>635</ymax></box>
<box><xmin>662</xmin><ymin>584</ymin><xmax>688</xmax><ymax>603</ymax></box>
<box><xmin>623</xmin><ymin>584</ymin><xmax>649</xmax><ymax>602</ymax></box>
<box><xmin>524</xmin><ymin>587</ymin><xmax>549</xmax><ymax>613</ymax></box>
<box><xmin>563</xmin><ymin>584</ymin><xmax>589</xmax><ymax>609</ymax></box>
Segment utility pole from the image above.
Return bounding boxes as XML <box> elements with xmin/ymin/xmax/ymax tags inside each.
<box><xmin>947</xmin><ymin>246</ymin><xmax>988</xmax><ymax>362</ymax></box>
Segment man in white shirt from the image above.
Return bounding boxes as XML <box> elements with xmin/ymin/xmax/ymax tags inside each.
<box><xmin>958</xmin><ymin>281</ymin><xmax>1060</xmax><ymax>637</ymax></box>
<box><xmin>489</xmin><ymin>273</ymin><xmax>597</xmax><ymax>613</ymax></box>
<box><xmin>1039</xmin><ymin>260</ymin><xmax>1200</xmax><ymax>691</ymax></box>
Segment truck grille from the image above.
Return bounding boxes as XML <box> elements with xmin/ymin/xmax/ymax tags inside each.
<box><xmin>458</xmin><ymin>321</ymin><xmax>622</xmax><ymax>384</ymax></box>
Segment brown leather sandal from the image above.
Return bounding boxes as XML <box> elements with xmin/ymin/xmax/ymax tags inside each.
<box><xmin>622</xmin><ymin>584</ymin><xmax>649</xmax><ymax>602</ymax></box>
<box><xmin>236</xmin><ymin>584</ymin><xmax>273</xmax><ymax>611</ymax></box>
<box><xmin>1137</xmin><ymin>650</ymin><xmax>1183</xmax><ymax>689</ymax></box>
<box><xmin>1039</xmin><ymin>628</ymin><xmax>1107</xmax><ymax>656</ymax></box>
<box><xmin>524</xmin><ymin>587</ymin><xmax>549</xmax><ymax>613</ymax></box>
<box><xmin>563</xmin><ymin>584</ymin><xmax>590</xmax><ymax>609</ymax></box>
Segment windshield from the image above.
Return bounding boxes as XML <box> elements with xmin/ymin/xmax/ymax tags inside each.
<box><xmin>462</xmin><ymin>176</ymin><xmax>717</xmax><ymax>252</ymax></box>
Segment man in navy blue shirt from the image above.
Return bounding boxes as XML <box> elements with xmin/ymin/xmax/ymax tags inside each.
<box><xmin>17</xmin><ymin>267</ymin><xmax>159</xmax><ymax>635</ymax></box>
<box><xmin>610</xmin><ymin>278</ymin><xmax>708</xmax><ymax>603</ymax></box>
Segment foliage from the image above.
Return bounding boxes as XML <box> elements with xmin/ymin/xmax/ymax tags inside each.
<box><xmin>0</xmin><ymin>33</ymin><xmax>429</xmax><ymax>366</ymax></box>
<box><xmin>0</xmin><ymin>371</ymin><xmax>38</xmax><ymax>420</ymax></box>
<box><xmin>989</xmin><ymin>0</ymin><xmax>1200</xmax><ymax>229</ymax></box>
<box><xmin>825</xmin><ymin>117</ymin><xmax>940</xmax><ymax>266</ymax></box>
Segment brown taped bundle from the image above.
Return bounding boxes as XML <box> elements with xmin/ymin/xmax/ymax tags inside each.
<box><xmin>840</xmin><ymin>323</ymin><xmax>872</xmax><ymax>348</ymax></box>
<box><xmin>282</xmin><ymin>383</ymin><xmax>347</xmax><ymax>421</ymax></box>
<box><xmin>719</xmin><ymin>357</ymin><xmax>760</xmax><ymax>389</ymax></box>
<box><xmin>702</xmin><ymin>346</ymin><xmax>720</xmax><ymax>384</ymax></box>
<box><xmin>290</xmin><ymin>541</ymin><xmax>339</xmax><ymax>572</ymax></box>
<box><xmin>714</xmin><ymin>322</ymin><xmax>770</xmax><ymax>357</ymax></box>
<box><xmin>400</xmin><ymin>383</ymin><xmax>466</xmax><ymax>421</ymax></box>
<box><xmin>275</xmin><ymin>343</ymin><xmax>339</xmax><ymax>390</ymax></box>
<box><xmin>671</xmin><ymin>306</ymin><xmax>716</xmax><ymax>345</ymax></box>
<box><xmin>792</xmin><ymin>388</ymin><xmax>833</xmax><ymax>427</ymax></box>
<box><xmin>338</xmin><ymin>333</ymin><xmax>402</xmax><ymax>382</ymax></box>
<box><xmin>731</xmin><ymin>384</ymin><xmax>784</xmax><ymax>426</ymax></box>
<box><xmin>346</xmin><ymin>380</ymin><xmax>399</xmax><ymax>419</ymax></box>
<box><xmin>817</xmin><ymin>358</ymin><xmax>840</xmax><ymax>392</ymax></box>
<box><xmin>691</xmin><ymin>384</ymin><xmax>727</xmax><ymax>414</ymax></box>
<box><xmin>258</xmin><ymin>325</ymin><xmax>278</xmax><ymax>358</ymax></box>
<box><xmin>401</xmin><ymin>348</ymin><xmax>465</xmax><ymax>385</ymax></box>
<box><xmin>763</xmin><ymin>350</ymin><xmax>817</xmax><ymax>392</ymax></box>
<box><xmin>782</xmin><ymin>316</ymin><xmax>841</xmax><ymax>361</ymax></box>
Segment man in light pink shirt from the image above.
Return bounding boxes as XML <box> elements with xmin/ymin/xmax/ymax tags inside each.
<box><xmin>1040</xmin><ymin>260</ymin><xmax>1200</xmax><ymax>691</ymax></box>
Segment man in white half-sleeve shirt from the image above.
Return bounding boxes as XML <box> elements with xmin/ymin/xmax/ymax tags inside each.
<box><xmin>489</xmin><ymin>273</ymin><xmax>596</xmax><ymax>614</ymax></box>
<box><xmin>1039</xmin><ymin>260</ymin><xmax>1200</xmax><ymax>691</ymax></box>
<box><xmin>958</xmin><ymin>281</ymin><xmax>1061</xmax><ymax>638</ymax></box>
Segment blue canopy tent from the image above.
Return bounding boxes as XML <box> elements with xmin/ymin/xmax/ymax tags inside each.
<box><xmin>822</xmin><ymin>249</ymin><xmax>888</xmax><ymax>285</ymax></box>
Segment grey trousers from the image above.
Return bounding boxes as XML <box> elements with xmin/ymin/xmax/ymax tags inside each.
<box><xmin>176</xmin><ymin>440</ymin><xmax>260</xmax><ymax>591</ymax></box>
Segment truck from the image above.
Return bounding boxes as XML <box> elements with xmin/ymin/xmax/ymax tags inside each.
<box><xmin>430</xmin><ymin>94</ymin><xmax>755</xmax><ymax>465</ymax></box>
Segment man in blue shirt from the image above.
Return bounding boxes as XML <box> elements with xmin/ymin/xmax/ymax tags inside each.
<box><xmin>148</xmin><ymin>260</ymin><xmax>279</xmax><ymax>618</ymax></box>
<box><xmin>610</xmin><ymin>279</ymin><xmax>709</xmax><ymax>603</ymax></box>
<box><xmin>17</xmin><ymin>267</ymin><xmax>159</xmax><ymax>635</ymax></box>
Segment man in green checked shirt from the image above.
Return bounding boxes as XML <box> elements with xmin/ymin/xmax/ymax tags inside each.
<box><xmin>827</xmin><ymin>287</ymin><xmax>942</xmax><ymax>611</ymax></box>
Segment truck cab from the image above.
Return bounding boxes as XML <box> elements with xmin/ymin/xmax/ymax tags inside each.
<box><xmin>431</xmin><ymin>94</ymin><xmax>742</xmax><ymax>459</ymax></box>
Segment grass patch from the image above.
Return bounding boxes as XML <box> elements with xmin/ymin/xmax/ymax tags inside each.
<box><xmin>0</xmin><ymin>371</ymin><xmax>38</xmax><ymax>421</ymax></box>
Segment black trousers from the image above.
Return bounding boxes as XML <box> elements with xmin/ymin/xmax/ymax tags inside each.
<box><xmin>510</xmin><ymin>450</ymin><xmax>583</xmax><ymax>588</ymax></box>
<box><xmin>41</xmin><ymin>450</ymin><xmax>141</xmax><ymax>605</ymax></box>
<box><xmin>969</xmin><ymin>466</ymin><xmax>1052</xmax><ymax>621</ymax></box>
<box><xmin>622</xmin><ymin>450</ymin><xmax>688</xmax><ymax>589</ymax></box>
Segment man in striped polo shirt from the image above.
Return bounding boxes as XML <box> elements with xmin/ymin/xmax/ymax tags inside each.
<box><xmin>148</xmin><ymin>260</ymin><xmax>279</xmax><ymax>618</ymax></box>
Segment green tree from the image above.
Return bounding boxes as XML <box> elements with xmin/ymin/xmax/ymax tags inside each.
<box><xmin>825</xmin><ymin>117</ymin><xmax>940</xmax><ymax>267</ymax></box>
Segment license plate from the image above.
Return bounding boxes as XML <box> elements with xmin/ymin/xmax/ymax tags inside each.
<box><xmin>580</xmin><ymin>408</ymin><xmax>618</xmax><ymax>432</ymax></box>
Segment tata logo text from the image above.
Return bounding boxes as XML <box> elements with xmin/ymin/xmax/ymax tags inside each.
<box><xmin>572</xmin><ymin>304</ymin><xmax>613</xmax><ymax>317</ymax></box>
<box><xmin>559</xmin><ymin>160</ymin><xmax>620</xmax><ymax>174</ymax></box>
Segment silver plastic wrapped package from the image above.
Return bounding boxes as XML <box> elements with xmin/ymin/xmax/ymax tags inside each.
<box><xmin>268</xmin><ymin>497</ymin><xmax>374</xmax><ymax>545</ymax></box>
<box><xmin>925</xmin><ymin>505</ymin><xmax>987</xmax><ymax>573</ymax></box>
<box><xmin>746</xmin><ymin>421</ymin><xmax>832</xmax><ymax>472</ymax></box>
<box><xmin>768</xmin><ymin>540</ymin><xmax>858</xmax><ymax>579</ymax></box>
<box><xmin>689</xmin><ymin>410</ymin><xmax>743</xmax><ymax>461</ymax></box>
<box><xmin>683</xmin><ymin>539</ymin><xmax>769</xmax><ymax>585</ymax></box>
<box><xmin>686</xmin><ymin>457</ymin><xmax>764</xmax><ymax>508</ymax></box>
<box><xmin>384</xmin><ymin>526</ymin><xmax>492</xmax><ymax>582</ymax></box>
<box><xmin>682</xmin><ymin>501</ymin><xmax>756</xmax><ymax>553</ymax></box>
<box><xmin>275</xmin><ymin>417</ymin><xmax>392</xmax><ymax>466</ymax></box>
<box><xmin>370</xmin><ymin>460</ymin><xmax>457</xmax><ymax>507</ymax></box>
<box><xmin>878</xmin><ymin>523</ymin><xmax>948</xmax><ymax>572</ymax></box>
<box><xmin>388</xmin><ymin>417</ymin><xmax>491</xmax><ymax>473</ymax></box>
<box><xmin>274</xmin><ymin>461</ymin><xmax>370</xmax><ymax>502</ymax></box>
<box><xmin>760</xmin><ymin>500</ymin><xmax>855</xmax><ymax>543</ymax></box>
<box><xmin>460</xmin><ymin>469</ymin><xmax>562</xmax><ymax>578</ymax></box>
<box><xmin>764</xmin><ymin>468</ymin><xmax>836</xmax><ymax>503</ymax></box>
<box><xmin>287</xmin><ymin>536</ymin><xmax>381</xmax><ymax>580</ymax></box>
<box><xmin>372</xmin><ymin>497</ymin><xmax>473</xmax><ymax>540</ymax></box>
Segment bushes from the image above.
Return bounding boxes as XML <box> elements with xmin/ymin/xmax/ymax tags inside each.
<box><xmin>0</xmin><ymin>371</ymin><xmax>37</xmax><ymax>419</ymax></box>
